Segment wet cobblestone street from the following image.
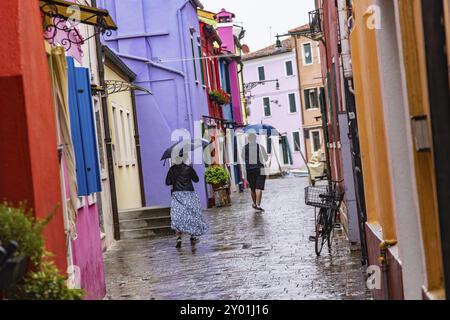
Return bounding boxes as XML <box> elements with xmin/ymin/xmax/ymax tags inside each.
<box><xmin>104</xmin><ymin>176</ymin><xmax>372</xmax><ymax>300</ymax></box>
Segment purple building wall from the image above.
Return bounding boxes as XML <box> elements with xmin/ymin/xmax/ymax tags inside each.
<box><xmin>99</xmin><ymin>0</ymin><xmax>209</xmax><ymax>208</ymax></box>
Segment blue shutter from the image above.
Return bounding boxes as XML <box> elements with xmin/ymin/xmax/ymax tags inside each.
<box><xmin>67</xmin><ymin>57</ymin><xmax>102</xmax><ymax>196</ymax></box>
<box><xmin>74</xmin><ymin>67</ymin><xmax>101</xmax><ymax>194</ymax></box>
<box><xmin>67</xmin><ymin>57</ymin><xmax>88</xmax><ymax>196</ymax></box>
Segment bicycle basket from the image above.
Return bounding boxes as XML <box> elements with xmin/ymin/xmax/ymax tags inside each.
<box><xmin>304</xmin><ymin>185</ymin><xmax>335</xmax><ymax>209</ymax></box>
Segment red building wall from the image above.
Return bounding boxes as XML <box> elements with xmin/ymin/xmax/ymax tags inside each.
<box><xmin>0</xmin><ymin>0</ymin><xmax>67</xmax><ymax>271</ymax></box>
<box><xmin>199</xmin><ymin>21</ymin><xmax>223</xmax><ymax>121</ymax></box>
<box><xmin>320</xmin><ymin>0</ymin><xmax>344</xmax><ymax>181</ymax></box>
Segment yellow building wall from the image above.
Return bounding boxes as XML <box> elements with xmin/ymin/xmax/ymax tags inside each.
<box><xmin>293</xmin><ymin>35</ymin><xmax>325</xmax><ymax>161</ymax></box>
<box><xmin>105</xmin><ymin>64</ymin><xmax>142</xmax><ymax>211</ymax></box>
<box><xmin>350</xmin><ymin>0</ymin><xmax>397</xmax><ymax>240</ymax></box>
<box><xmin>396</xmin><ymin>0</ymin><xmax>445</xmax><ymax>298</ymax></box>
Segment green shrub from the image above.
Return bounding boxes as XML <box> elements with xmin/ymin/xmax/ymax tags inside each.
<box><xmin>11</xmin><ymin>261</ymin><xmax>84</xmax><ymax>300</ymax></box>
<box><xmin>205</xmin><ymin>166</ymin><xmax>229</xmax><ymax>186</ymax></box>
<box><xmin>0</xmin><ymin>202</ymin><xmax>84</xmax><ymax>300</ymax></box>
<box><xmin>0</xmin><ymin>202</ymin><xmax>47</xmax><ymax>264</ymax></box>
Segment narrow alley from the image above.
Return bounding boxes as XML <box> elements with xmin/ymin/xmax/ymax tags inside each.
<box><xmin>104</xmin><ymin>177</ymin><xmax>371</xmax><ymax>300</ymax></box>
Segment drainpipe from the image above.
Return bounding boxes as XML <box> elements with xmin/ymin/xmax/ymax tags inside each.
<box><xmin>130</xmin><ymin>89</ymin><xmax>146</xmax><ymax>208</ymax></box>
<box><xmin>379</xmin><ymin>240</ymin><xmax>397</xmax><ymax>300</ymax></box>
<box><xmin>92</xmin><ymin>0</ymin><xmax>120</xmax><ymax>240</ymax></box>
<box><xmin>177</xmin><ymin>1</ymin><xmax>194</xmax><ymax>134</ymax></box>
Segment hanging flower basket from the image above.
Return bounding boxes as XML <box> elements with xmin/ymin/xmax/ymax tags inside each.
<box><xmin>209</xmin><ymin>89</ymin><xmax>231</xmax><ymax>105</ymax></box>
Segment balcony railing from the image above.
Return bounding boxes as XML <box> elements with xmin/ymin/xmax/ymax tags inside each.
<box><xmin>309</xmin><ymin>9</ymin><xmax>324</xmax><ymax>41</ymax></box>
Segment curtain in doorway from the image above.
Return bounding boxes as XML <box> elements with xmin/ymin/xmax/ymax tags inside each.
<box><xmin>50</xmin><ymin>46</ymin><xmax>79</xmax><ymax>240</ymax></box>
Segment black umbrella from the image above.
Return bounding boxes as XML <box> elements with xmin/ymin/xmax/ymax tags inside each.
<box><xmin>161</xmin><ymin>138</ymin><xmax>210</xmax><ymax>161</ymax></box>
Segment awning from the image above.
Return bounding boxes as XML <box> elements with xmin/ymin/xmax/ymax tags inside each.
<box><xmin>40</xmin><ymin>0</ymin><xmax>117</xmax><ymax>31</ymax></box>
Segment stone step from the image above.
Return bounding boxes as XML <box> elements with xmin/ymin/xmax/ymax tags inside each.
<box><xmin>119</xmin><ymin>206</ymin><xmax>170</xmax><ymax>221</ymax></box>
<box><xmin>120</xmin><ymin>216</ymin><xmax>172</xmax><ymax>230</ymax></box>
<box><xmin>120</xmin><ymin>226</ymin><xmax>174</xmax><ymax>240</ymax></box>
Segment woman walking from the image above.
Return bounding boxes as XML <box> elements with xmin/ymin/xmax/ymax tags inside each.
<box><xmin>165</xmin><ymin>153</ymin><xmax>208</xmax><ymax>248</ymax></box>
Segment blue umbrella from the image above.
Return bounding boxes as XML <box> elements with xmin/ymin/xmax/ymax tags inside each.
<box><xmin>243</xmin><ymin>123</ymin><xmax>278</xmax><ymax>136</ymax></box>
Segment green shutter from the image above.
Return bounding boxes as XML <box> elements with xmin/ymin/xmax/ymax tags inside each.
<box><xmin>263</xmin><ymin>97</ymin><xmax>271</xmax><ymax>117</ymax></box>
<box><xmin>304</xmin><ymin>90</ymin><xmax>311</xmax><ymax>109</ymax></box>
<box><xmin>289</xmin><ymin>93</ymin><xmax>297</xmax><ymax>113</ymax></box>
<box><xmin>198</xmin><ymin>46</ymin><xmax>205</xmax><ymax>85</ymax></box>
<box><xmin>191</xmin><ymin>38</ymin><xmax>197</xmax><ymax>81</ymax></box>
<box><xmin>258</xmin><ymin>66</ymin><xmax>265</xmax><ymax>81</ymax></box>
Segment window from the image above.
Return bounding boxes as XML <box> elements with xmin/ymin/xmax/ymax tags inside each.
<box><xmin>263</xmin><ymin>97</ymin><xmax>271</xmax><ymax>117</ymax></box>
<box><xmin>288</xmin><ymin>93</ymin><xmax>297</xmax><ymax>113</ymax></box>
<box><xmin>120</xmin><ymin>110</ymin><xmax>129</xmax><ymax>164</ymax></box>
<box><xmin>127</xmin><ymin>113</ymin><xmax>136</xmax><ymax>164</ymax></box>
<box><xmin>292</xmin><ymin>132</ymin><xmax>301</xmax><ymax>152</ymax></box>
<box><xmin>93</xmin><ymin>98</ymin><xmax>106</xmax><ymax>175</ymax></box>
<box><xmin>304</xmin><ymin>88</ymin><xmax>319</xmax><ymax>110</ymax></box>
<box><xmin>311</xmin><ymin>130</ymin><xmax>322</xmax><ymax>152</ymax></box>
<box><xmin>112</xmin><ymin>106</ymin><xmax>122</xmax><ymax>166</ymax></box>
<box><xmin>258</xmin><ymin>66</ymin><xmax>265</xmax><ymax>81</ymax></box>
<box><xmin>67</xmin><ymin>57</ymin><xmax>101</xmax><ymax>196</ymax></box>
<box><xmin>302</xmin><ymin>43</ymin><xmax>313</xmax><ymax>65</ymax></box>
<box><xmin>285</xmin><ymin>60</ymin><xmax>294</xmax><ymax>76</ymax></box>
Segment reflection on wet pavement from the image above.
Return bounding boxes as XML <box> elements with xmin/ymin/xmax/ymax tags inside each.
<box><xmin>104</xmin><ymin>176</ymin><xmax>372</xmax><ymax>300</ymax></box>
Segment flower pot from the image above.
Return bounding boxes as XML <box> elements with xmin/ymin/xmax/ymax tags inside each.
<box><xmin>213</xmin><ymin>187</ymin><xmax>231</xmax><ymax>207</ymax></box>
<box><xmin>0</xmin><ymin>255</ymin><xmax>29</xmax><ymax>290</ymax></box>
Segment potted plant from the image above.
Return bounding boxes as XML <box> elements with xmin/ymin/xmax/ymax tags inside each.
<box><xmin>208</xmin><ymin>89</ymin><xmax>231</xmax><ymax>105</ymax></box>
<box><xmin>0</xmin><ymin>202</ymin><xmax>83</xmax><ymax>300</ymax></box>
<box><xmin>205</xmin><ymin>166</ymin><xmax>231</xmax><ymax>207</ymax></box>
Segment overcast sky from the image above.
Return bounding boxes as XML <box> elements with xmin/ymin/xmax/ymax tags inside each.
<box><xmin>200</xmin><ymin>0</ymin><xmax>316</xmax><ymax>52</ymax></box>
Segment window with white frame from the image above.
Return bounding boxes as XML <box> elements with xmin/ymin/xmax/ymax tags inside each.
<box><xmin>285</xmin><ymin>60</ymin><xmax>294</xmax><ymax>76</ymax></box>
<box><xmin>112</xmin><ymin>105</ymin><xmax>122</xmax><ymax>166</ymax></box>
<box><xmin>302</xmin><ymin>42</ymin><xmax>313</xmax><ymax>65</ymax></box>
<box><xmin>120</xmin><ymin>109</ymin><xmax>128</xmax><ymax>165</ymax></box>
<box><xmin>311</xmin><ymin>130</ymin><xmax>322</xmax><ymax>152</ymax></box>
<box><xmin>292</xmin><ymin>131</ymin><xmax>301</xmax><ymax>152</ymax></box>
<box><xmin>304</xmin><ymin>88</ymin><xmax>319</xmax><ymax>110</ymax></box>
<box><xmin>288</xmin><ymin>93</ymin><xmax>297</xmax><ymax>113</ymax></box>
<box><xmin>127</xmin><ymin>112</ymin><xmax>136</xmax><ymax>164</ymax></box>
<box><xmin>263</xmin><ymin>97</ymin><xmax>271</xmax><ymax>117</ymax></box>
<box><xmin>258</xmin><ymin>66</ymin><xmax>266</xmax><ymax>81</ymax></box>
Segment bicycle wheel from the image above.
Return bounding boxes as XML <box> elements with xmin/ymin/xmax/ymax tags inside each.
<box><xmin>315</xmin><ymin>208</ymin><xmax>326</xmax><ymax>256</ymax></box>
<box><xmin>327</xmin><ymin>208</ymin><xmax>336</xmax><ymax>253</ymax></box>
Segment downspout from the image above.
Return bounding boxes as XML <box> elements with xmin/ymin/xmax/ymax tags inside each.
<box><xmin>92</xmin><ymin>0</ymin><xmax>120</xmax><ymax>240</ymax></box>
<box><xmin>177</xmin><ymin>1</ymin><xmax>194</xmax><ymax>134</ymax></box>
<box><xmin>131</xmin><ymin>89</ymin><xmax>146</xmax><ymax>208</ymax></box>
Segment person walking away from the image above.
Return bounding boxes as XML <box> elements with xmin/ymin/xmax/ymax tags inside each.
<box><xmin>242</xmin><ymin>133</ymin><xmax>269</xmax><ymax>212</ymax></box>
<box><xmin>165</xmin><ymin>153</ymin><xmax>208</xmax><ymax>248</ymax></box>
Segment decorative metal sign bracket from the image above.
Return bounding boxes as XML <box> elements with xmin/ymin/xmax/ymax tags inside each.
<box><xmin>40</xmin><ymin>0</ymin><xmax>115</xmax><ymax>51</ymax></box>
<box><xmin>104</xmin><ymin>80</ymin><xmax>151</xmax><ymax>96</ymax></box>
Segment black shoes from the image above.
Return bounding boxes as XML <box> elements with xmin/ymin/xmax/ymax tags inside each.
<box><xmin>190</xmin><ymin>236</ymin><xmax>199</xmax><ymax>244</ymax></box>
<box><xmin>176</xmin><ymin>236</ymin><xmax>199</xmax><ymax>248</ymax></box>
<box><xmin>252</xmin><ymin>204</ymin><xmax>265</xmax><ymax>212</ymax></box>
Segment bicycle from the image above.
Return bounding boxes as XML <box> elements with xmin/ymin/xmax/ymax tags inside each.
<box><xmin>305</xmin><ymin>178</ymin><xmax>345</xmax><ymax>256</ymax></box>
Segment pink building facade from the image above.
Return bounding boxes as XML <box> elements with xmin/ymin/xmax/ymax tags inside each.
<box><xmin>243</xmin><ymin>40</ymin><xmax>306</xmax><ymax>173</ymax></box>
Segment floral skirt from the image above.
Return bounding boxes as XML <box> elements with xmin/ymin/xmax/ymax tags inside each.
<box><xmin>170</xmin><ymin>191</ymin><xmax>208</xmax><ymax>236</ymax></box>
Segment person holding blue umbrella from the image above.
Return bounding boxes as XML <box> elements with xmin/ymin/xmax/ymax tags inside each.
<box><xmin>241</xmin><ymin>131</ymin><xmax>270</xmax><ymax>212</ymax></box>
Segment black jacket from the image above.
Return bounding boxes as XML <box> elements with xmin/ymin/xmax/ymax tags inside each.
<box><xmin>165</xmin><ymin>164</ymin><xmax>199</xmax><ymax>192</ymax></box>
